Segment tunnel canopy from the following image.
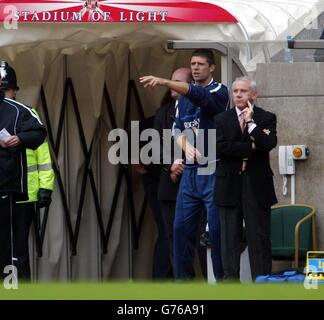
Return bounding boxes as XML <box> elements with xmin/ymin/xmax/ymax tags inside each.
<box><xmin>0</xmin><ymin>0</ymin><xmax>322</xmax><ymax>71</ymax></box>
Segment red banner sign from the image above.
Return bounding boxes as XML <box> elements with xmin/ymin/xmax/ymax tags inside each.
<box><xmin>0</xmin><ymin>0</ymin><xmax>238</xmax><ymax>23</ymax></box>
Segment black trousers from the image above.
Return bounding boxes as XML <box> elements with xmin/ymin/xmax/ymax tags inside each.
<box><xmin>142</xmin><ymin>174</ymin><xmax>172</xmax><ymax>279</ymax></box>
<box><xmin>218</xmin><ymin>173</ymin><xmax>272</xmax><ymax>280</ymax></box>
<box><xmin>0</xmin><ymin>195</ymin><xmax>33</xmax><ymax>280</ymax></box>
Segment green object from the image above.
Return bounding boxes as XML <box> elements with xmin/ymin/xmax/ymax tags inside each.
<box><xmin>0</xmin><ymin>282</ymin><xmax>324</xmax><ymax>300</ymax></box>
<box><xmin>271</xmin><ymin>205</ymin><xmax>316</xmax><ymax>267</ymax></box>
<box><xmin>17</xmin><ymin>109</ymin><xmax>55</xmax><ymax>203</ymax></box>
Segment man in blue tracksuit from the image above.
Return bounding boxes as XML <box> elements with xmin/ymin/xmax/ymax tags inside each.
<box><xmin>140</xmin><ymin>49</ymin><xmax>229</xmax><ymax>280</ymax></box>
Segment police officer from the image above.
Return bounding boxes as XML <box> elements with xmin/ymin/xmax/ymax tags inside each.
<box><xmin>0</xmin><ymin>61</ymin><xmax>48</xmax><ymax>280</ymax></box>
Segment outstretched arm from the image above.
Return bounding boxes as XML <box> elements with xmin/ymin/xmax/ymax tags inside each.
<box><xmin>139</xmin><ymin>75</ymin><xmax>190</xmax><ymax>96</ymax></box>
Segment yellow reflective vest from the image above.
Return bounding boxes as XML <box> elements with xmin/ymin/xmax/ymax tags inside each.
<box><xmin>18</xmin><ymin>109</ymin><xmax>55</xmax><ymax>203</ymax></box>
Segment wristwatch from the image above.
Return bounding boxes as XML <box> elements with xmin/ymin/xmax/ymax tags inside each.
<box><xmin>246</xmin><ymin>119</ymin><xmax>254</xmax><ymax>125</ymax></box>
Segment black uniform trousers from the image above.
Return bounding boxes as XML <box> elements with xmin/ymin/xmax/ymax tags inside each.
<box><xmin>218</xmin><ymin>172</ymin><xmax>272</xmax><ymax>280</ymax></box>
<box><xmin>0</xmin><ymin>195</ymin><xmax>33</xmax><ymax>280</ymax></box>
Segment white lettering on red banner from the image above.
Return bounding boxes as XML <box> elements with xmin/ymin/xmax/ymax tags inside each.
<box><xmin>0</xmin><ymin>0</ymin><xmax>238</xmax><ymax>23</ymax></box>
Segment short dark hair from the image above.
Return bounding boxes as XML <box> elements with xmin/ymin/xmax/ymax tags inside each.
<box><xmin>191</xmin><ymin>49</ymin><xmax>215</xmax><ymax>66</ymax></box>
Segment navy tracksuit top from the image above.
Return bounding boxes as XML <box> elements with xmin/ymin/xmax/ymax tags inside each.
<box><xmin>174</xmin><ymin>80</ymin><xmax>229</xmax><ymax>164</ymax></box>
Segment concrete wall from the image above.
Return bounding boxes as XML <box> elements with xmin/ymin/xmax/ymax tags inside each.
<box><xmin>256</xmin><ymin>62</ymin><xmax>324</xmax><ymax>250</ymax></box>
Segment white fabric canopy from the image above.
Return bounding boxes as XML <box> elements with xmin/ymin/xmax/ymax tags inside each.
<box><xmin>1</xmin><ymin>0</ymin><xmax>323</xmax><ymax>70</ymax></box>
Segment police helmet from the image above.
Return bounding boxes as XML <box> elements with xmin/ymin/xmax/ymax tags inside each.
<box><xmin>0</xmin><ymin>61</ymin><xmax>19</xmax><ymax>91</ymax></box>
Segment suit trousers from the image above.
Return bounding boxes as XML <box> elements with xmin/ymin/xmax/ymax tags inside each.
<box><xmin>218</xmin><ymin>172</ymin><xmax>272</xmax><ymax>280</ymax></box>
<box><xmin>142</xmin><ymin>174</ymin><xmax>172</xmax><ymax>279</ymax></box>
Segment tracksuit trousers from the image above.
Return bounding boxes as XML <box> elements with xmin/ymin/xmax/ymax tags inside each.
<box><xmin>173</xmin><ymin>166</ymin><xmax>223</xmax><ymax>280</ymax></box>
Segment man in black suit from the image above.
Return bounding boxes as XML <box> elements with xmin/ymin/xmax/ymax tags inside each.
<box><xmin>214</xmin><ymin>76</ymin><xmax>277</xmax><ymax>280</ymax></box>
<box><xmin>133</xmin><ymin>115</ymin><xmax>167</xmax><ymax>279</ymax></box>
<box><xmin>154</xmin><ymin>68</ymin><xmax>189</xmax><ymax>251</ymax></box>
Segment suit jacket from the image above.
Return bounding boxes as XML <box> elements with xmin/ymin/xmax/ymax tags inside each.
<box><xmin>214</xmin><ymin>105</ymin><xmax>278</xmax><ymax>208</ymax></box>
<box><xmin>154</xmin><ymin>100</ymin><xmax>180</xmax><ymax>201</ymax></box>
<box><xmin>138</xmin><ymin>116</ymin><xmax>161</xmax><ymax>181</ymax></box>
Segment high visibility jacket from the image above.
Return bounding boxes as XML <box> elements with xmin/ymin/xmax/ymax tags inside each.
<box><xmin>18</xmin><ymin>109</ymin><xmax>55</xmax><ymax>203</ymax></box>
<box><xmin>0</xmin><ymin>98</ymin><xmax>46</xmax><ymax>200</ymax></box>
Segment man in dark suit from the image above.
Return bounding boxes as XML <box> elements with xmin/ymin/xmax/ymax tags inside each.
<box><xmin>214</xmin><ymin>76</ymin><xmax>277</xmax><ymax>280</ymax></box>
<box><xmin>153</xmin><ymin>68</ymin><xmax>189</xmax><ymax>261</ymax></box>
<box><xmin>133</xmin><ymin>116</ymin><xmax>167</xmax><ymax>279</ymax></box>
